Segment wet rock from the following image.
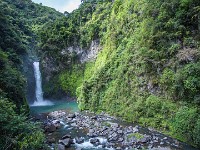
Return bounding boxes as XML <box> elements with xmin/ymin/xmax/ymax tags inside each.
<box><xmin>132</xmin><ymin>126</ymin><xmax>139</xmax><ymax>133</ymax></box>
<box><xmin>117</xmin><ymin>129</ymin><xmax>123</xmax><ymax>134</ymax></box>
<box><xmin>88</xmin><ymin>129</ymin><xmax>97</xmax><ymax>137</ymax></box>
<box><xmin>67</xmin><ymin>117</ymin><xmax>73</xmax><ymax>121</ymax></box>
<box><xmin>62</xmin><ymin>134</ymin><xmax>71</xmax><ymax>139</ymax></box>
<box><xmin>58</xmin><ymin>144</ymin><xmax>65</xmax><ymax>150</ymax></box>
<box><xmin>91</xmin><ymin>116</ymin><xmax>98</xmax><ymax>120</ymax></box>
<box><xmin>138</xmin><ymin>135</ymin><xmax>151</xmax><ymax>143</ymax></box>
<box><xmin>153</xmin><ymin>136</ymin><xmax>159</xmax><ymax>143</ymax></box>
<box><xmin>59</xmin><ymin>138</ymin><xmax>72</xmax><ymax>148</ymax></box>
<box><xmin>47</xmin><ymin>138</ymin><xmax>56</xmax><ymax>143</ymax></box>
<box><xmin>148</xmin><ymin>144</ymin><xmax>153</xmax><ymax>149</ymax></box>
<box><xmin>118</xmin><ymin>138</ymin><xmax>124</xmax><ymax>142</ymax></box>
<box><xmin>68</xmin><ymin>114</ymin><xmax>76</xmax><ymax>118</ymax></box>
<box><xmin>136</xmin><ymin>144</ymin><xmax>142</xmax><ymax>149</ymax></box>
<box><xmin>111</xmin><ymin>123</ymin><xmax>119</xmax><ymax>128</ymax></box>
<box><xmin>128</xmin><ymin>136</ymin><xmax>137</xmax><ymax>143</ymax></box>
<box><xmin>71</xmin><ymin>123</ymin><xmax>77</xmax><ymax>127</ymax></box>
<box><xmin>101</xmin><ymin>126</ymin><xmax>108</xmax><ymax>132</ymax></box>
<box><xmin>94</xmin><ymin>122</ymin><xmax>100</xmax><ymax>127</ymax></box>
<box><xmin>160</xmin><ymin>141</ymin><xmax>164</xmax><ymax>145</ymax></box>
<box><xmin>52</xmin><ymin>120</ymin><xmax>61</xmax><ymax>129</ymax></box>
<box><xmin>75</xmin><ymin>137</ymin><xmax>84</xmax><ymax>144</ymax></box>
<box><xmin>75</xmin><ymin>112</ymin><xmax>79</xmax><ymax>116</ymax></box>
<box><xmin>163</xmin><ymin>137</ymin><xmax>168</xmax><ymax>140</ymax></box>
<box><xmin>126</xmin><ymin>126</ymin><xmax>133</xmax><ymax>134</ymax></box>
<box><xmin>45</xmin><ymin>124</ymin><xmax>56</xmax><ymax>133</ymax></box>
<box><xmin>52</xmin><ymin>119</ymin><xmax>60</xmax><ymax>124</ymax></box>
<box><xmin>90</xmin><ymin>138</ymin><xmax>100</xmax><ymax>144</ymax></box>
<box><xmin>108</xmin><ymin>132</ymin><xmax>118</xmax><ymax>141</ymax></box>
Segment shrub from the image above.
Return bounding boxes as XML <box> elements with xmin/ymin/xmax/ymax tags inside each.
<box><xmin>171</xmin><ymin>106</ymin><xmax>200</xmax><ymax>146</ymax></box>
<box><xmin>0</xmin><ymin>98</ymin><xmax>45</xmax><ymax>150</ymax></box>
<box><xmin>59</xmin><ymin>66</ymin><xmax>84</xmax><ymax>96</ymax></box>
<box><xmin>175</xmin><ymin>62</ymin><xmax>200</xmax><ymax>103</ymax></box>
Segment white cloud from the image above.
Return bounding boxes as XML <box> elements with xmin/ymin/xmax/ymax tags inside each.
<box><xmin>32</xmin><ymin>0</ymin><xmax>81</xmax><ymax>13</ymax></box>
<box><xmin>60</xmin><ymin>0</ymin><xmax>80</xmax><ymax>13</ymax></box>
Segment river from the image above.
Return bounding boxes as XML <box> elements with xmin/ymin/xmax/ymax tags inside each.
<box><xmin>30</xmin><ymin>100</ymin><xmax>197</xmax><ymax>150</ymax></box>
<box><xmin>29</xmin><ymin>62</ymin><xmax>197</xmax><ymax>150</ymax></box>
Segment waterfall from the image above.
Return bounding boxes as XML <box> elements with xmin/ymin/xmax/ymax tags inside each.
<box><xmin>33</xmin><ymin>62</ymin><xmax>44</xmax><ymax>103</ymax></box>
<box><xmin>32</xmin><ymin>61</ymin><xmax>53</xmax><ymax>106</ymax></box>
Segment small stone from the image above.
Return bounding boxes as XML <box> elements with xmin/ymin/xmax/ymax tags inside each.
<box><xmin>58</xmin><ymin>144</ymin><xmax>65</xmax><ymax>150</ymax></box>
<box><xmin>117</xmin><ymin>130</ymin><xmax>123</xmax><ymax>134</ymax></box>
<box><xmin>111</xmin><ymin>123</ymin><xmax>119</xmax><ymax>128</ymax></box>
<box><xmin>163</xmin><ymin>137</ymin><xmax>168</xmax><ymax>140</ymax></box>
<box><xmin>71</xmin><ymin>123</ymin><xmax>77</xmax><ymax>127</ymax></box>
<box><xmin>45</xmin><ymin>124</ymin><xmax>56</xmax><ymax>133</ymax></box>
<box><xmin>59</xmin><ymin>138</ymin><xmax>72</xmax><ymax>147</ymax></box>
<box><xmin>90</xmin><ymin>138</ymin><xmax>100</xmax><ymax>144</ymax></box>
<box><xmin>68</xmin><ymin>114</ymin><xmax>76</xmax><ymax>118</ymax></box>
<box><xmin>160</xmin><ymin>142</ymin><xmax>164</xmax><ymax>145</ymax></box>
<box><xmin>62</xmin><ymin>134</ymin><xmax>71</xmax><ymax>139</ymax></box>
<box><xmin>139</xmin><ymin>135</ymin><xmax>151</xmax><ymax>143</ymax></box>
<box><xmin>118</xmin><ymin>138</ymin><xmax>124</xmax><ymax>142</ymax></box>
<box><xmin>75</xmin><ymin>137</ymin><xmax>84</xmax><ymax>144</ymax></box>
<box><xmin>132</xmin><ymin>126</ymin><xmax>139</xmax><ymax>133</ymax></box>
<box><xmin>91</xmin><ymin>116</ymin><xmax>98</xmax><ymax>120</ymax></box>
<box><xmin>148</xmin><ymin>144</ymin><xmax>153</xmax><ymax>149</ymax></box>
<box><xmin>47</xmin><ymin>138</ymin><xmax>56</xmax><ymax>143</ymax></box>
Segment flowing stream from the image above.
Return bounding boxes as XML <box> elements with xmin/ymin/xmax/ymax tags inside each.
<box><xmin>29</xmin><ymin>62</ymin><xmax>198</xmax><ymax>150</ymax></box>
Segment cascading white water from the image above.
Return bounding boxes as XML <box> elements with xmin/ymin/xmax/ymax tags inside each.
<box><xmin>32</xmin><ymin>61</ymin><xmax>53</xmax><ymax>106</ymax></box>
<box><xmin>33</xmin><ymin>62</ymin><xmax>44</xmax><ymax>103</ymax></box>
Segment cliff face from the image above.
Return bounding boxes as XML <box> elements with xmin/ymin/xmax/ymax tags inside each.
<box><xmin>41</xmin><ymin>39</ymin><xmax>101</xmax><ymax>98</ymax></box>
<box><xmin>37</xmin><ymin>0</ymin><xmax>200</xmax><ymax>147</ymax></box>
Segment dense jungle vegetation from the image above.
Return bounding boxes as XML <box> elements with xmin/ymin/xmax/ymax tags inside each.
<box><xmin>1</xmin><ymin>0</ymin><xmax>200</xmax><ymax>148</ymax></box>
<box><xmin>38</xmin><ymin>0</ymin><xmax>200</xmax><ymax>147</ymax></box>
<box><xmin>0</xmin><ymin>0</ymin><xmax>62</xmax><ymax>149</ymax></box>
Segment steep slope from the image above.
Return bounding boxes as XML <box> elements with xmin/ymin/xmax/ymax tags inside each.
<box><xmin>38</xmin><ymin>1</ymin><xmax>112</xmax><ymax>98</ymax></box>
<box><xmin>37</xmin><ymin>0</ymin><xmax>200</xmax><ymax>147</ymax></box>
<box><xmin>0</xmin><ymin>0</ymin><xmax>63</xmax><ymax>149</ymax></box>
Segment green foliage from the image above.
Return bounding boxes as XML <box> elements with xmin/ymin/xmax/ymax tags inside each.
<box><xmin>83</xmin><ymin>61</ymin><xmax>95</xmax><ymax>80</ymax></box>
<box><xmin>38</xmin><ymin>0</ymin><xmax>200</xmax><ymax>147</ymax></box>
<box><xmin>160</xmin><ymin>68</ymin><xmax>176</xmax><ymax>97</ymax></box>
<box><xmin>126</xmin><ymin>95</ymin><xmax>177</xmax><ymax>129</ymax></box>
<box><xmin>171</xmin><ymin>106</ymin><xmax>200</xmax><ymax>147</ymax></box>
<box><xmin>0</xmin><ymin>1</ymin><xmax>61</xmax><ymax>149</ymax></box>
<box><xmin>59</xmin><ymin>66</ymin><xmax>84</xmax><ymax>96</ymax></box>
<box><xmin>175</xmin><ymin>63</ymin><xmax>200</xmax><ymax>103</ymax></box>
<box><xmin>0</xmin><ymin>98</ymin><xmax>45</xmax><ymax>150</ymax></box>
<box><xmin>0</xmin><ymin>50</ymin><xmax>27</xmax><ymax>111</ymax></box>
<box><xmin>0</xmin><ymin>0</ymin><xmax>63</xmax><ymax>106</ymax></box>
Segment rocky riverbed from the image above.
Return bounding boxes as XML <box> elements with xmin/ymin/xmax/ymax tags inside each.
<box><xmin>39</xmin><ymin>110</ymin><xmax>197</xmax><ymax>150</ymax></box>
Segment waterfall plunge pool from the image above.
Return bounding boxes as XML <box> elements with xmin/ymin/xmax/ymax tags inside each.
<box><xmin>31</xmin><ymin>61</ymin><xmax>79</xmax><ymax>114</ymax></box>
<box><xmin>30</xmin><ymin>100</ymin><xmax>79</xmax><ymax>114</ymax></box>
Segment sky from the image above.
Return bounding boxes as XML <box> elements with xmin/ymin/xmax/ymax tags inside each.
<box><xmin>32</xmin><ymin>0</ymin><xmax>81</xmax><ymax>13</ymax></box>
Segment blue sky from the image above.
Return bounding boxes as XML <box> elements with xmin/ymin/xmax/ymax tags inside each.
<box><xmin>32</xmin><ymin>0</ymin><xmax>81</xmax><ymax>13</ymax></box>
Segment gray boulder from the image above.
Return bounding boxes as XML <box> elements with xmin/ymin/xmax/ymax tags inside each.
<box><xmin>59</xmin><ymin>138</ymin><xmax>72</xmax><ymax>148</ymax></box>
<box><xmin>68</xmin><ymin>114</ymin><xmax>76</xmax><ymax>118</ymax></box>
<box><xmin>58</xmin><ymin>144</ymin><xmax>65</xmax><ymax>150</ymax></box>
<box><xmin>75</xmin><ymin>137</ymin><xmax>84</xmax><ymax>144</ymax></box>
<box><xmin>45</xmin><ymin>124</ymin><xmax>56</xmax><ymax>133</ymax></box>
<box><xmin>62</xmin><ymin>134</ymin><xmax>71</xmax><ymax>139</ymax></box>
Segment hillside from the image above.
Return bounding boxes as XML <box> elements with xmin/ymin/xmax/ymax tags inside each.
<box><xmin>0</xmin><ymin>0</ymin><xmax>200</xmax><ymax>148</ymax></box>
<box><xmin>0</xmin><ymin>0</ymin><xmax>63</xmax><ymax>149</ymax></box>
<box><xmin>38</xmin><ymin>0</ymin><xmax>200</xmax><ymax>147</ymax></box>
